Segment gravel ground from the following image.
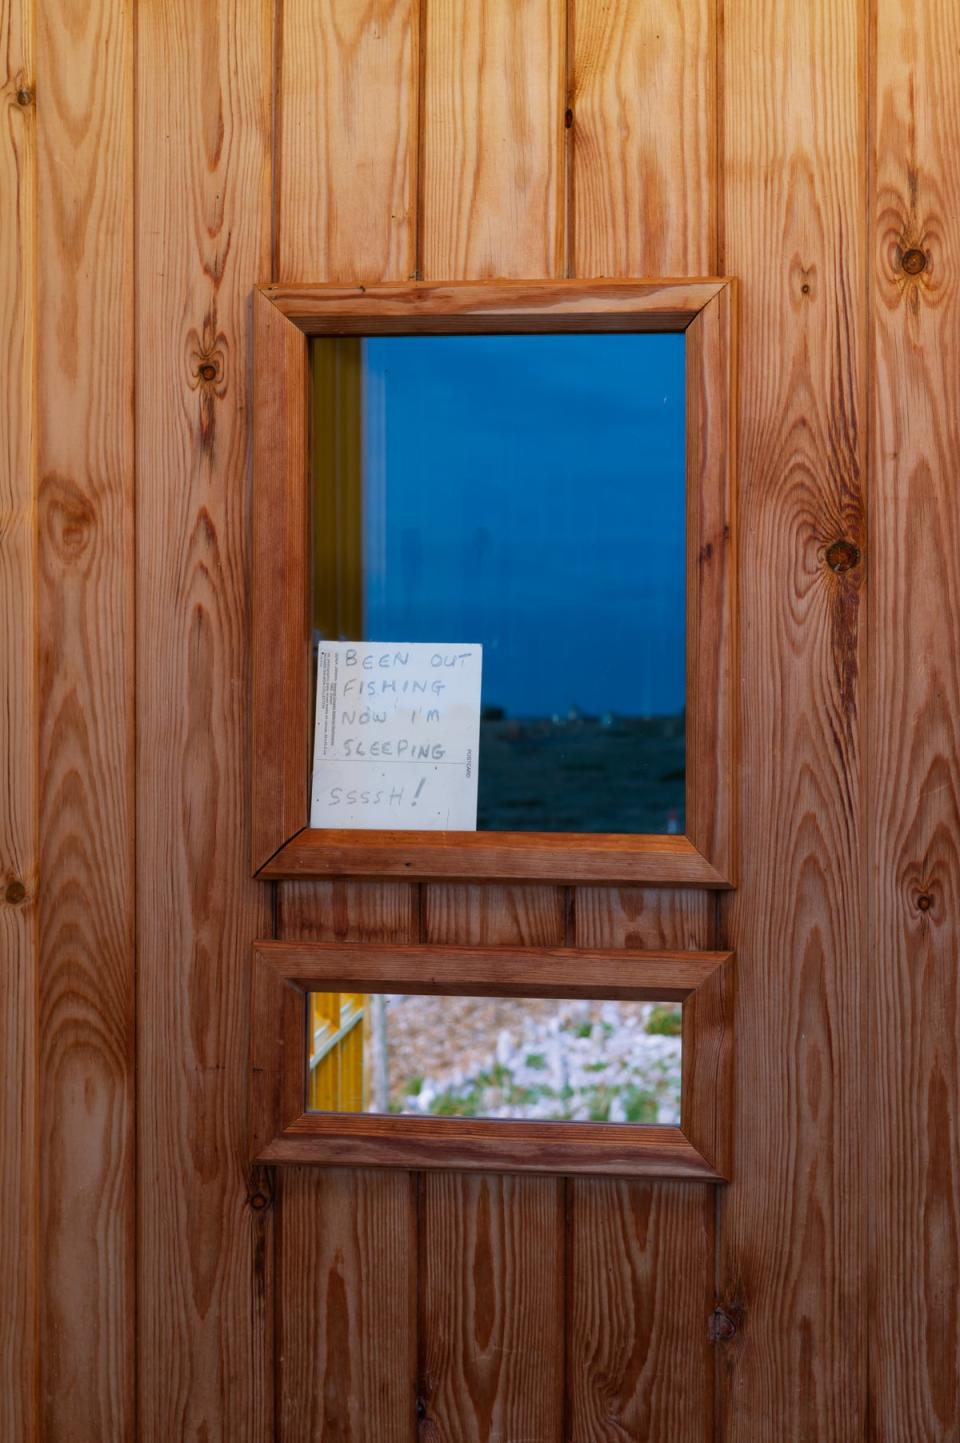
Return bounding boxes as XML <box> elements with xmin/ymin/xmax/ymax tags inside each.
<box><xmin>378</xmin><ymin>994</ymin><xmax>682</xmax><ymax>1124</ymax></box>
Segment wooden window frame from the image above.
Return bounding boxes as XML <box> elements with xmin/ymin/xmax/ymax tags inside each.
<box><xmin>252</xmin><ymin>279</ymin><xmax>737</xmax><ymax>885</ymax></box>
<box><xmin>251</xmin><ymin>942</ymin><xmax>733</xmax><ymax>1179</ymax></box>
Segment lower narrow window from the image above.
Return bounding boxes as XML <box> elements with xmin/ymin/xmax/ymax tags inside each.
<box><xmin>305</xmin><ymin>990</ymin><xmax>682</xmax><ymax>1125</ymax></box>
<box><xmin>311</xmin><ymin>332</ymin><xmax>686</xmax><ymax>835</ymax></box>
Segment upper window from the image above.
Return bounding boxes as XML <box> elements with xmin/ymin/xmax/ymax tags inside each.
<box><xmin>310</xmin><ymin>332</ymin><xmax>686</xmax><ymax>835</ymax></box>
<box><xmin>251</xmin><ymin>279</ymin><xmax>734</xmax><ymax>884</ymax></box>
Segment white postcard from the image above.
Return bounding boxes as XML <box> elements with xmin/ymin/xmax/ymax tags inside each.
<box><xmin>310</xmin><ymin>641</ymin><xmax>482</xmax><ymax>830</ymax></box>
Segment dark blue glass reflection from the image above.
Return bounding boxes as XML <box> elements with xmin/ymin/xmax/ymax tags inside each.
<box><xmin>316</xmin><ymin>332</ymin><xmax>686</xmax><ymax>834</ymax></box>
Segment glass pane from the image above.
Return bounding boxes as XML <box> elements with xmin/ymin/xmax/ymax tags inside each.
<box><xmin>306</xmin><ymin>992</ymin><xmax>682</xmax><ymax>1125</ymax></box>
<box><xmin>311</xmin><ymin>332</ymin><xmax>686</xmax><ymax>834</ymax></box>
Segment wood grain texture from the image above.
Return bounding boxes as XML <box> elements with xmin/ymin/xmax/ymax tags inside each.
<box><xmin>567</xmin><ymin>1180</ymin><xmax>714</xmax><ymax>1442</ymax></box>
<box><xmin>263</xmin><ymin>827</ymin><xmax>729</xmax><ymax>886</ymax></box>
<box><xmin>574</xmin><ymin>888</ymin><xmax>716</xmax><ymax>951</ymax></box>
<box><xmin>685</xmin><ymin>285</ymin><xmax>737</xmax><ymax>880</ymax></box>
<box><xmin>276</xmin><ymin>0</ymin><xmax>418</xmax><ymax>284</ymax></box>
<box><xmin>250</xmin><ymin>950</ymin><xmax>305</xmax><ymax>1159</ymax></box>
<box><xmin>681</xmin><ymin>951</ymin><xmax>734</xmax><ymax>1177</ymax></box>
<box><xmin>423</xmin><ymin>883</ymin><xmax>566</xmax><ymax>945</ymax></box>
<box><xmin>719</xmin><ymin>0</ymin><xmax>867</xmax><ymax>1436</ymax></box>
<box><xmin>0</xmin><ymin>0</ymin><xmax>36</xmax><ymax>1436</ymax></box>
<box><xmin>266</xmin><ymin>277</ymin><xmax>725</xmax><ymax>330</ymax></box>
<box><xmin>135</xmin><ymin>0</ymin><xmax>274</xmax><ymax>1436</ymax></box>
<box><xmin>278</xmin><ymin>878</ymin><xmax>420</xmax><ymax>941</ymax></box>
<box><xmin>871</xmin><ymin>2</ymin><xmax>960</xmax><ymax>1434</ymax></box>
<box><xmin>252</xmin><ymin>291</ymin><xmax>310</xmax><ymax>869</ymax></box>
<box><xmin>278</xmin><ymin>1167</ymin><xmax>418</xmax><ymax>1443</ymax></box>
<box><xmin>419</xmin><ymin>1172</ymin><xmax>566</xmax><ymax>1440</ymax></box>
<box><xmin>258</xmin><ymin>940</ymin><xmax>729</xmax><ymax>1001</ymax></box>
<box><xmin>570</xmin><ymin>0</ymin><xmax>715</xmax><ymax>277</ymax></box>
<box><xmin>420</xmin><ymin>0</ymin><xmax>565</xmax><ymax>280</ymax></box>
<box><xmin>35</xmin><ymin>0</ymin><xmax>136</xmax><ymax>1433</ymax></box>
<box><xmin>264</xmin><ymin>1121</ymin><xmax>721</xmax><ymax>1181</ymax></box>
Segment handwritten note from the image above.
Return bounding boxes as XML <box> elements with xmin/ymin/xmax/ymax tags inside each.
<box><xmin>310</xmin><ymin>642</ymin><xmax>483</xmax><ymax>830</ymax></box>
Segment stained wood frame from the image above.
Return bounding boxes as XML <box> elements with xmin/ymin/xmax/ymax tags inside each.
<box><xmin>252</xmin><ymin>279</ymin><xmax>737</xmax><ymax>884</ymax></box>
<box><xmin>251</xmin><ymin>942</ymin><xmax>734</xmax><ymax>1178</ymax></box>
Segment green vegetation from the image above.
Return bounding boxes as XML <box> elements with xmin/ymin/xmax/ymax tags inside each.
<box><xmin>645</xmin><ymin>1005</ymin><xmax>682</xmax><ymax>1037</ymax></box>
<box><xmin>622</xmin><ymin>1086</ymin><xmax>658</xmax><ymax>1123</ymax></box>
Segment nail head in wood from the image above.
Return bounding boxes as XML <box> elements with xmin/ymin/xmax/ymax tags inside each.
<box><xmin>901</xmin><ymin>247</ymin><xmax>927</xmax><ymax>276</ymax></box>
<box><xmin>825</xmin><ymin>539</ymin><xmax>860</xmax><ymax>573</ymax></box>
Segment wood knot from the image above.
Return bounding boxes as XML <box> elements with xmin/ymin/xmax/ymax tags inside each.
<box><xmin>247</xmin><ymin>1164</ymin><xmax>276</xmax><ymax>1213</ymax></box>
<box><xmin>916</xmin><ymin>892</ymin><xmax>934</xmax><ymax>913</ymax></box>
<box><xmin>16</xmin><ymin>87</ymin><xmax>33</xmax><ymax>107</ymax></box>
<box><xmin>791</xmin><ymin>258</ymin><xmax>817</xmax><ymax>303</ymax></box>
<box><xmin>4</xmin><ymin>879</ymin><xmax>27</xmax><ymax>905</ymax></box>
<box><xmin>186</xmin><ymin>322</ymin><xmax>227</xmax><ymax>397</ymax></box>
<box><xmin>825</xmin><ymin>538</ymin><xmax>860</xmax><ymax>573</ymax></box>
<box><xmin>708</xmin><ymin>1306</ymin><xmax>739</xmax><ymax>1343</ymax></box>
<box><xmin>564</xmin><ymin>107</ymin><xmax>574</xmax><ymax>128</ymax></box>
<box><xmin>195</xmin><ymin>355</ymin><xmax>222</xmax><ymax>385</ymax></box>
<box><xmin>41</xmin><ymin>474</ymin><xmax>96</xmax><ymax>563</ymax></box>
<box><xmin>901</xmin><ymin>247</ymin><xmax>927</xmax><ymax>276</ymax></box>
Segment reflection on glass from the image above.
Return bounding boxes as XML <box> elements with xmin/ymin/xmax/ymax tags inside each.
<box><xmin>311</xmin><ymin>333</ymin><xmax>686</xmax><ymax>833</ymax></box>
<box><xmin>306</xmin><ymin>992</ymin><xmax>682</xmax><ymax>1125</ymax></box>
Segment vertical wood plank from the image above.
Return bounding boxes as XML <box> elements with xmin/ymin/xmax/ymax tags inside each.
<box><xmin>420</xmin><ymin>0</ymin><xmax>566</xmax><ymax>280</ymax></box>
<box><xmin>419</xmin><ymin>1172</ymin><xmax>565</xmax><ymax>1442</ymax></box>
<box><xmin>35</xmin><ymin>0</ymin><xmax>136</xmax><ymax>1434</ymax></box>
<box><xmin>0</xmin><ymin>1</ymin><xmax>36</xmax><ymax>1437</ymax></box>
<box><xmin>871</xmin><ymin>2</ymin><xmax>960</xmax><ymax>1434</ymax></box>
<box><xmin>277</xmin><ymin>878</ymin><xmax>420</xmax><ymax>1440</ymax></box>
<box><xmin>136</xmin><ymin>0</ymin><xmax>274</xmax><ymax>1437</ymax></box>
<box><xmin>564</xmin><ymin>10</ymin><xmax>720</xmax><ymax>1423</ymax></box>
<box><xmin>420</xmin><ymin>882</ymin><xmax>566</xmax><ymax>1437</ymax></box>
<box><xmin>568</xmin><ymin>1180</ymin><xmax>714</xmax><ymax>1442</ymax></box>
<box><xmin>275</xmin><ymin>5</ymin><xmax>424</xmax><ymax>1432</ymax></box>
<box><xmin>570</xmin><ymin>0</ymin><xmax>716</xmax><ymax>278</ymax></box>
<box><xmin>720</xmin><ymin>0</ymin><xmax>867</xmax><ymax>1436</ymax></box>
<box><xmin>276</xmin><ymin>0</ymin><xmax>419</xmax><ymax>284</ymax></box>
<box><xmin>571</xmin><ymin>887</ymin><xmax>715</xmax><ymax>1436</ymax></box>
<box><xmin>279</xmin><ymin>879</ymin><xmax>420</xmax><ymax>942</ymax></box>
<box><xmin>423</xmin><ymin>883</ymin><xmax>566</xmax><ymax>946</ymax></box>
<box><xmin>278</xmin><ymin>1169</ymin><xmax>418</xmax><ymax>1443</ymax></box>
<box><xmin>419</xmin><ymin>8</ymin><xmax>568</xmax><ymax>1435</ymax></box>
<box><xmin>574</xmin><ymin>889</ymin><xmax>715</xmax><ymax>952</ymax></box>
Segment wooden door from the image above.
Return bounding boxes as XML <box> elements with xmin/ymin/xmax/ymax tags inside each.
<box><xmin>4</xmin><ymin>0</ymin><xmax>958</xmax><ymax>1439</ymax></box>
